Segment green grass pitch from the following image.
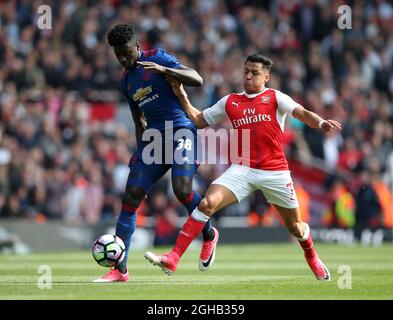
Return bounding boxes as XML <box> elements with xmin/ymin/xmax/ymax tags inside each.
<box><xmin>1</xmin><ymin>243</ymin><xmax>393</xmax><ymax>300</ymax></box>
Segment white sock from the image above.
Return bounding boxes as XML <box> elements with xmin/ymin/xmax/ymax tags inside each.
<box><xmin>296</xmin><ymin>223</ymin><xmax>310</xmax><ymax>242</ymax></box>
<box><xmin>191</xmin><ymin>208</ymin><xmax>210</xmax><ymax>223</ymax></box>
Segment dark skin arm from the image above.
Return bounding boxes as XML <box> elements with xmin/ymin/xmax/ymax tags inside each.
<box><xmin>131</xmin><ymin>107</ymin><xmax>147</xmax><ymax>144</ymax></box>
<box><xmin>136</xmin><ymin>62</ymin><xmax>203</xmax><ymax>87</ymax></box>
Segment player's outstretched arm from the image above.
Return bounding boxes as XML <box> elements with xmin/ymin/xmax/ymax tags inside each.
<box><xmin>166</xmin><ymin>76</ymin><xmax>208</xmax><ymax>129</ymax></box>
<box><xmin>292</xmin><ymin>105</ymin><xmax>342</xmax><ymax>133</ymax></box>
<box><xmin>137</xmin><ymin>61</ymin><xmax>203</xmax><ymax>87</ymax></box>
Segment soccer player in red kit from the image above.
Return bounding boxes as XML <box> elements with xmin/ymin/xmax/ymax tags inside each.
<box><xmin>145</xmin><ymin>53</ymin><xmax>341</xmax><ymax>281</ymax></box>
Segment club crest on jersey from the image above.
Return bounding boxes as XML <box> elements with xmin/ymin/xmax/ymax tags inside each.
<box><xmin>261</xmin><ymin>96</ymin><xmax>271</xmax><ymax>104</ymax></box>
<box><xmin>133</xmin><ymin>86</ymin><xmax>153</xmax><ymax>102</ymax></box>
<box><xmin>143</xmin><ymin>70</ymin><xmax>151</xmax><ymax>81</ymax></box>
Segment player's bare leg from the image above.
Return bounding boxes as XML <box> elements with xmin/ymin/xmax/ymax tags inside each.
<box><xmin>145</xmin><ymin>184</ymin><xmax>237</xmax><ymax>274</ymax></box>
<box><xmin>198</xmin><ymin>184</ymin><xmax>239</xmax><ymax>216</ymax></box>
<box><xmin>273</xmin><ymin>204</ymin><xmax>331</xmax><ymax>281</ymax></box>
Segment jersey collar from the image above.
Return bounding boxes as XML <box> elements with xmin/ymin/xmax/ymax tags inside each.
<box><xmin>242</xmin><ymin>87</ymin><xmax>268</xmax><ymax>98</ymax></box>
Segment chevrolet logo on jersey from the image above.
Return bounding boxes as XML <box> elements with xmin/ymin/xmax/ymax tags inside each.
<box><xmin>132</xmin><ymin>86</ymin><xmax>153</xmax><ymax>102</ymax></box>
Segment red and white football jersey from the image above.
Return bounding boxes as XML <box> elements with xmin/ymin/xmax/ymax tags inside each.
<box><xmin>203</xmin><ymin>88</ymin><xmax>297</xmax><ymax>171</ymax></box>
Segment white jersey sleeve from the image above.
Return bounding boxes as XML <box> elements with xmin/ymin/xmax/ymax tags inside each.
<box><xmin>274</xmin><ymin>90</ymin><xmax>298</xmax><ymax>114</ymax></box>
<box><xmin>202</xmin><ymin>95</ymin><xmax>229</xmax><ymax>126</ymax></box>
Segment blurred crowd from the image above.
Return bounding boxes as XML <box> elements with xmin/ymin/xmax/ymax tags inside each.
<box><xmin>0</xmin><ymin>0</ymin><xmax>392</xmax><ymax>234</ymax></box>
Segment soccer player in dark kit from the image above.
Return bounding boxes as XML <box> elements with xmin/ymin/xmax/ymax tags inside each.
<box><xmin>94</xmin><ymin>24</ymin><xmax>218</xmax><ymax>282</ymax></box>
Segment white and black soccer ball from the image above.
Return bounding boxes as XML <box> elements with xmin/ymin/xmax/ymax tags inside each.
<box><xmin>92</xmin><ymin>234</ymin><xmax>126</xmax><ymax>267</ymax></box>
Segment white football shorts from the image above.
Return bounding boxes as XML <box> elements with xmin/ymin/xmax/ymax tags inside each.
<box><xmin>212</xmin><ymin>164</ymin><xmax>299</xmax><ymax>209</ymax></box>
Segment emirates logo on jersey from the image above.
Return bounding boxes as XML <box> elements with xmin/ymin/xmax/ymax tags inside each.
<box><xmin>261</xmin><ymin>96</ymin><xmax>271</xmax><ymax>104</ymax></box>
<box><xmin>232</xmin><ymin>113</ymin><xmax>272</xmax><ymax>128</ymax></box>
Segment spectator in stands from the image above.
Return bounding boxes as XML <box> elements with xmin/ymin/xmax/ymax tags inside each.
<box><xmin>355</xmin><ymin>171</ymin><xmax>383</xmax><ymax>238</ymax></box>
<box><xmin>324</xmin><ymin>178</ymin><xmax>355</xmax><ymax>228</ymax></box>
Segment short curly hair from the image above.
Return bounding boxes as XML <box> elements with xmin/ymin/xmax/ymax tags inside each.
<box><xmin>107</xmin><ymin>23</ymin><xmax>136</xmax><ymax>47</ymax></box>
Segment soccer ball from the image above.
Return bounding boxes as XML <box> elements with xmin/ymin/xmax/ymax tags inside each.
<box><xmin>92</xmin><ymin>234</ymin><xmax>126</xmax><ymax>267</ymax></box>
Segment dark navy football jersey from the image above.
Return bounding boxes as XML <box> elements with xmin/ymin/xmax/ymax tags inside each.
<box><xmin>121</xmin><ymin>48</ymin><xmax>195</xmax><ymax>131</ymax></box>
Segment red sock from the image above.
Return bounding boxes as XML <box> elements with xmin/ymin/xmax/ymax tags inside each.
<box><xmin>171</xmin><ymin>216</ymin><xmax>206</xmax><ymax>258</ymax></box>
<box><xmin>298</xmin><ymin>232</ymin><xmax>316</xmax><ymax>258</ymax></box>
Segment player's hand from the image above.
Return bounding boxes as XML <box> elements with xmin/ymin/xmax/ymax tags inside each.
<box><xmin>319</xmin><ymin>119</ymin><xmax>342</xmax><ymax>133</ymax></box>
<box><xmin>136</xmin><ymin>61</ymin><xmax>166</xmax><ymax>73</ymax></box>
<box><xmin>165</xmin><ymin>75</ymin><xmax>186</xmax><ymax>97</ymax></box>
